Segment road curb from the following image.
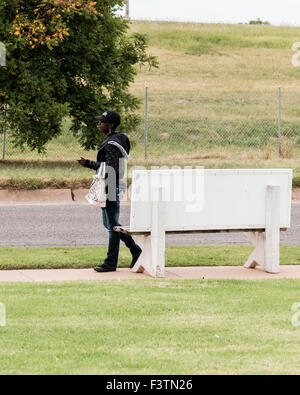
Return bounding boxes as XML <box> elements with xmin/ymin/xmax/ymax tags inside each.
<box><xmin>0</xmin><ymin>187</ymin><xmax>298</xmax><ymax>205</ymax></box>
<box><xmin>0</xmin><ymin>187</ymin><xmax>131</xmax><ymax>205</ymax></box>
<box><xmin>0</xmin><ymin>189</ymin><xmax>72</xmax><ymax>205</ymax></box>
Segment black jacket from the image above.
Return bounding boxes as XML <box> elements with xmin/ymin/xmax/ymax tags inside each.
<box><xmin>84</xmin><ymin>132</ymin><xmax>130</xmax><ymax>199</ymax></box>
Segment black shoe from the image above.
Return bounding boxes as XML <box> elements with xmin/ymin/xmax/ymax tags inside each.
<box><xmin>130</xmin><ymin>247</ymin><xmax>142</xmax><ymax>269</ymax></box>
<box><xmin>94</xmin><ymin>265</ymin><xmax>116</xmax><ymax>273</ymax></box>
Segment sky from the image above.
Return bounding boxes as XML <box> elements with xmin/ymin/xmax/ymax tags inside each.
<box><xmin>122</xmin><ymin>0</ymin><xmax>300</xmax><ymax>26</ymax></box>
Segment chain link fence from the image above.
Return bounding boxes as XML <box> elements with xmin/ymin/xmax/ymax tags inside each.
<box><xmin>1</xmin><ymin>88</ymin><xmax>300</xmax><ymax>162</ymax></box>
<box><xmin>130</xmin><ymin>88</ymin><xmax>300</xmax><ymax>161</ymax></box>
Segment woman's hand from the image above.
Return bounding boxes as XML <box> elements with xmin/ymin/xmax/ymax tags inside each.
<box><xmin>78</xmin><ymin>157</ymin><xmax>86</xmax><ymax>166</ymax></box>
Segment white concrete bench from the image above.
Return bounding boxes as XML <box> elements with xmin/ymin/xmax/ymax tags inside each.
<box><xmin>115</xmin><ymin>169</ymin><xmax>293</xmax><ymax>278</ymax></box>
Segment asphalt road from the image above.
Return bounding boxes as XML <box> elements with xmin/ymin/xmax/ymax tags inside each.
<box><xmin>0</xmin><ymin>203</ymin><xmax>299</xmax><ymax>248</ymax></box>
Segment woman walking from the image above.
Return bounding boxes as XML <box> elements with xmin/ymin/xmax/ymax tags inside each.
<box><xmin>78</xmin><ymin>110</ymin><xmax>142</xmax><ymax>272</ymax></box>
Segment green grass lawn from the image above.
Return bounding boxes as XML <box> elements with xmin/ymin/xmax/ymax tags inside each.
<box><xmin>0</xmin><ymin>245</ymin><xmax>299</xmax><ymax>270</ymax></box>
<box><xmin>0</xmin><ymin>279</ymin><xmax>300</xmax><ymax>374</ymax></box>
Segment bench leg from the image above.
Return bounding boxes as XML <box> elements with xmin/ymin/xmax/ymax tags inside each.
<box><xmin>150</xmin><ymin>187</ymin><xmax>166</xmax><ymax>278</ymax></box>
<box><xmin>244</xmin><ymin>232</ymin><xmax>266</xmax><ymax>269</ymax></box>
<box><xmin>150</xmin><ymin>230</ymin><xmax>165</xmax><ymax>278</ymax></box>
<box><xmin>265</xmin><ymin>185</ymin><xmax>280</xmax><ymax>274</ymax></box>
<box><xmin>244</xmin><ymin>185</ymin><xmax>280</xmax><ymax>274</ymax></box>
<box><xmin>131</xmin><ymin>186</ymin><xmax>166</xmax><ymax>278</ymax></box>
<box><xmin>131</xmin><ymin>232</ymin><xmax>165</xmax><ymax>278</ymax></box>
<box><xmin>130</xmin><ymin>235</ymin><xmax>151</xmax><ymax>274</ymax></box>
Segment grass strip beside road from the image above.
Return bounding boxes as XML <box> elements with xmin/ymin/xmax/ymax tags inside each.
<box><xmin>0</xmin><ymin>279</ymin><xmax>300</xmax><ymax>374</ymax></box>
<box><xmin>0</xmin><ymin>160</ymin><xmax>92</xmax><ymax>190</ymax></box>
<box><xmin>0</xmin><ymin>245</ymin><xmax>299</xmax><ymax>270</ymax></box>
<box><xmin>1</xmin><ymin>175</ymin><xmax>299</xmax><ymax>190</ymax></box>
<box><xmin>293</xmin><ymin>175</ymin><xmax>300</xmax><ymax>188</ymax></box>
<box><xmin>1</xmin><ymin>160</ymin><xmax>300</xmax><ymax>190</ymax></box>
<box><xmin>0</xmin><ymin>176</ymin><xmax>91</xmax><ymax>190</ymax></box>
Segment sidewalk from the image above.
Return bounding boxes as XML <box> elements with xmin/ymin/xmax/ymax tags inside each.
<box><xmin>1</xmin><ymin>265</ymin><xmax>300</xmax><ymax>282</ymax></box>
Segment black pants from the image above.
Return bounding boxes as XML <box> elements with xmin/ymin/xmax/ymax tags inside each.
<box><xmin>101</xmin><ymin>198</ymin><xmax>140</xmax><ymax>270</ymax></box>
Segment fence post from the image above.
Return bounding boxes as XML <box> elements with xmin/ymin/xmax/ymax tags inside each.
<box><xmin>145</xmin><ymin>86</ymin><xmax>148</xmax><ymax>160</ymax></box>
<box><xmin>278</xmin><ymin>87</ymin><xmax>281</xmax><ymax>157</ymax></box>
<box><xmin>2</xmin><ymin>103</ymin><xmax>7</xmax><ymax>161</ymax></box>
<box><xmin>125</xmin><ymin>0</ymin><xmax>129</xmax><ymax>19</ymax></box>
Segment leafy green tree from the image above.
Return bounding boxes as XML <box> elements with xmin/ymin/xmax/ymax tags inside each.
<box><xmin>0</xmin><ymin>0</ymin><xmax>157</xmax><ymax>152</ymax></box>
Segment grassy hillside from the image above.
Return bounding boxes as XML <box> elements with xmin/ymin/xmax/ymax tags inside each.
<box><xmin>131</xmin><ymin>21</ymin><xmax>300</xmax><ymax>117</ymax></box>
<box><xmin>131</xmin><ymin>21</ymin><xmax>300</xmax><ymax>53</ymax></box>
<box><xmin>129</xmin><ymin>21</ymin><xmax>300</xmax><ymax>166</ymax></box>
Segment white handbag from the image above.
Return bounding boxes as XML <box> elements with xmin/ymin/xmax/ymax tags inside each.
<box><xmin>85</xmin><ymin>162</ymin><xmax>107</xmax><ymax>207</ymax></box>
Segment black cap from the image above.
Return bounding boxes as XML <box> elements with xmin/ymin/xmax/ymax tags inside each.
<box><xmin>95</xmin><ymin>110</ymin><xmax>121</xmax><ymax>129</ymax></box>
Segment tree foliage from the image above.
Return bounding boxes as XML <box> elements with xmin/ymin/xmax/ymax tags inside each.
<box><xmin>0</xmin><ymin>0</ymin><xmax>157</xmax><ymax>152</ymax></box>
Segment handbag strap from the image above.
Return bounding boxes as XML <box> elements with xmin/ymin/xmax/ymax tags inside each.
<box><xmin>97</xmin><ymin>162</ymin><xmax>106</xmax><ymax>179</ymax></box>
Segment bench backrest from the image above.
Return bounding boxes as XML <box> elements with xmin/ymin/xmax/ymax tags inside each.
<box><xmin>130</xmin><ymin>169</ymin><xmax>292</xmax><ymax>232</ymax></box>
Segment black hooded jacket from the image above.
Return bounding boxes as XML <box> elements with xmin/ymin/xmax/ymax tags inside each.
<box><xmin>84</xmin><ymin>132</ymin><xmax>130</xmax><ymax>199</ymax></box>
